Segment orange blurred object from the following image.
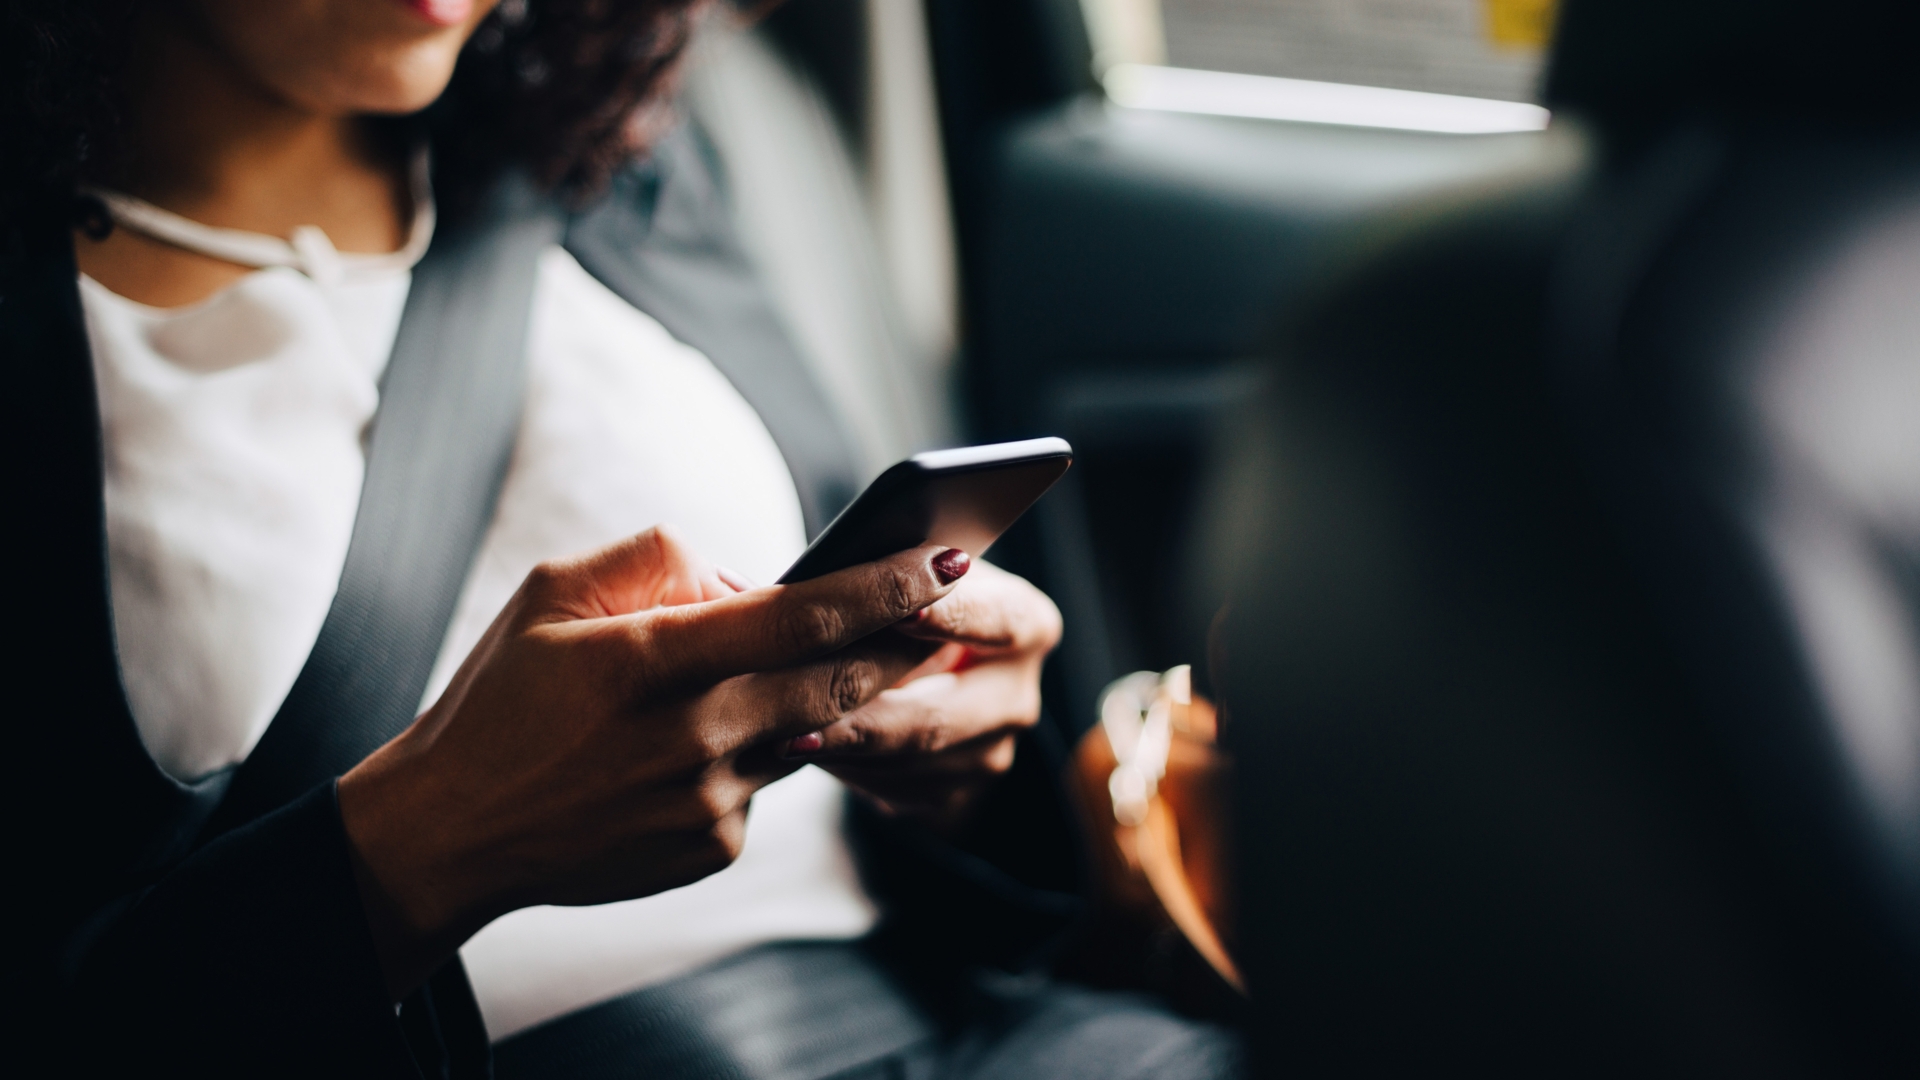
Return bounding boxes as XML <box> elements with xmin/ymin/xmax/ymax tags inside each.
<box><xmin>1065</xmin><ymin>666</ymin><xmax>1241</xmax><ymax>1015</ymax></box>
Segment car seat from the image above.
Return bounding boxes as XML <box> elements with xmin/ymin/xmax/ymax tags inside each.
<box><xmin>681</xmin><ymin>1</ymin><xmax>960</xmax><ymax>476</ymax></box>
<box><xmin>1200</xmin><ymin>0</ymin><xmax>1920</xmax><ymax>1072</ymax></box>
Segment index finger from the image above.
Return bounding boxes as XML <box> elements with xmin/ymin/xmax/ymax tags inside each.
<box><xmin>636</xmin><ymin>544</ymin><xmax>970</xmax><ymax>688</ymax></box>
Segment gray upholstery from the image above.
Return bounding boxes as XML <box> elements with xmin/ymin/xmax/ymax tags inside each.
<box><xmin>681</xmin><ymin>16</ymin><xmax>959</xmax><ymax>477</ymax></box>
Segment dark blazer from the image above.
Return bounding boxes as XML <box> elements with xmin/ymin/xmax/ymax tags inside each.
<box><xmin>3</xmin><ymin>124</ymin><xmax>1079</xmax><ymax>1076</ymax></box>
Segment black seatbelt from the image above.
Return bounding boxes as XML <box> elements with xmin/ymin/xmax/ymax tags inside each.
<box><xmin>207</xmin><ymin>177</ymin><xmax>562</xmax><ymax>838</ymax></box>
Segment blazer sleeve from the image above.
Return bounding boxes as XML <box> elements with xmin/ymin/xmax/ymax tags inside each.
<box><xmin>58</xmin><ymin>783</ymin><xmax>477</xmax><ymax>1078</ymax></box>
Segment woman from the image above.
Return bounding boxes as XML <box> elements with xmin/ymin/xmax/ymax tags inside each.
<box><xmin>3</xmin><ymin>1</ymin><xmax>1239</xmax><ymax>1075</ymax></box>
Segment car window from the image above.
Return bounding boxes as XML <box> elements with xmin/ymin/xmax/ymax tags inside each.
<box><xmin>1082</xmin><ymin>0</ymin><xmax>1557</xmax><ymax>103</ymax></box>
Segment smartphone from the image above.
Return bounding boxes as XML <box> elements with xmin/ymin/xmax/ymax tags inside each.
<box><xmin>777</xmin><ymin>437</ymin><xmax>1074</xmax><ymax>584</ymax></box>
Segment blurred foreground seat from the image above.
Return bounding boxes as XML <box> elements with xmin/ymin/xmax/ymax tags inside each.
<box><xmin>1201</xmin><ymin>0</ymin><xmax>1920</xmax><ymax>1072</ymax></box>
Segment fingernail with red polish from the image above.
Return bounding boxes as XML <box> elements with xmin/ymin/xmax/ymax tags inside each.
<box><xmin>931</xmin><ymin>548</ymin><xmax>970</xmax><ymax>584</ymax></box>
<box><xmin>783</xmin><ymin>731</ymin><xmax>824</xmax><ymax>758</ymax></box>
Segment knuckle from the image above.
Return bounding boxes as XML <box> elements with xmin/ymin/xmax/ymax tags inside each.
<box><xmin>934</xmin><ymin>597</ymin><xmax>970</xmax><ymax>639</ymax></box>
<box><xmin>618</xmin><ymin>621</ymin><xmax>677</xmax><ymax>699</ymax></box>
<box><xmin>776</xmin><ymin>600</ymin><xmax>845</xmax><ymax>656</ymax></box>
<box><xmin>657</xmin><ymin>708</ymin><xmax>726</xmax><ymax>766</ymax></box>
<box><xmin>1036</xmin><ymin>597</ymin><xmax>1064</xmax><ymax>647</ymax></box>
<box><xmin>984</xmin><ymin>736</ymin><xmax>1019</xmax><ymax>774</ymax></box>
<box><xmin>879</xmin><ymin>565</ymin><xmax>919</xmax><ymax>618</ymax></box>
<box><xmin>1013</xmin><ymin>687</ymin><xmax>1043</xmax><ymax>726</ymax></box>
<box><xmin>828</xmin><ymin>656</ymin><xmax>880</xmax><ymax>717</ymax></box>
<box><xmin>649</xmin><ymin>754</ymin><xmax>709</xmax><ymax>796</ymax></box>
<box><xmin>690</xmin><ymin>782</ymin><xmax>734</xmax><ymax>826</ymax></box>
<box><xmin>665</xmin><ymin>693</ymin><xmax>737</xmax><ymax>763</ymax></box>
<box><xmin>522</xmin><ymin>558</ymin><xmax>570</xmax><ymax>600</ymax></box>
<box><xmin>905</xmin><ymin>711</ymin><xmax>948</xmax><ymax>754</ymax></box>
<box><xmin>708</xmin><ymin>814</ymin><xmax>748</xmax><ymax>862</ymax></box>
<box><xmin>648</xmin><ymin>524</ymin><xmax>693</xmax><ymax>567</ymax></box>
<box><xmin>687</xmin><ymin>722</ymin><xmax>734</xmax><ymax>763</ymax></box>
<box><xmin>910</xmin><ymin>730</ymin><xmax>942</xmax><ymax>756</ymax></box>
<box><xmin>792</xmin><ymin>684</ymin><xmax>837</xmax><ymax>730</ymax></box>
<box><xmin>837</xmin><ymin>719</ymin><xmax>875</xmax><ymax>752</ymax></box>
<box><xmin>795</xmin><ymin>659</ymin><xmax>876</xmax><ymax>728</ymax></box>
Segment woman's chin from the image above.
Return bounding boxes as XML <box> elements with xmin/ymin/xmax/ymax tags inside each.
<box><xmin>291</xmin><ymin>43</ymin><xmax>469</xmax><ymax>117</ymax></box>
<box><xmin>191</xmin><ymin>0</ymin><xmax>492</xmax><ymax>118</ymax></box>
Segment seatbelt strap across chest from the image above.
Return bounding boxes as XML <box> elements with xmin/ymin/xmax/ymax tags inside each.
<box><xmin>207</xmin><ymin>178</ymin><xmax>562</xmax><ymax>838</ymax></box>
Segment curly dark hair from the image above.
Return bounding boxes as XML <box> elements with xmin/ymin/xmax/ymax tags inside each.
<box><xmin>1</xmin><ymin>0</ymin><xmax>715</xmax><ymax>227</ymax></box>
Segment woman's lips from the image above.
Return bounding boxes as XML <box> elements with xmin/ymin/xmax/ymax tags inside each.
<box><xmin>398</xmin><ymin>0</ymin><xmax>474</xmax><ymax>27</ymax></box>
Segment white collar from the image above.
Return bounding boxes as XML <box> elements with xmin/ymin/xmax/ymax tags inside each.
<box><xmin>88</xmin><ymin>151</ymin><xmax>435</xmax><ymax>287</ymax></box>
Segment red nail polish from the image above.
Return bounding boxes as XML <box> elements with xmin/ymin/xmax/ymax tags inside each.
<box><xmin>931</xmin><ymin>548</ymin><xmax>970</xmax><ymax>584</ymax></box>
<box><xmin>784</xmin><ymin>731</ymin><xmax>824</xmax><ymax>757</ymax></box>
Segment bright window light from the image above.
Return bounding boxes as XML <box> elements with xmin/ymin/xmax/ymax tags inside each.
<box><xmin>1103</xmin><ymin>63</ymin><xmax>1550</xmax><ymax>135</ymax></box>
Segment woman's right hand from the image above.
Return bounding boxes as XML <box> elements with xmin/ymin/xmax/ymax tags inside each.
<box><xmin>336</xmin><ymin>527</ymin><xmax>965</xmax><ymax>999</ymax></box>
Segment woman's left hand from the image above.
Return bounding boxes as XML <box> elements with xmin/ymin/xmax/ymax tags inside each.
<box><xmin>781</xmin><ymin>557</ymin><xmax>1062</xmax><ymax>824</ymax></box>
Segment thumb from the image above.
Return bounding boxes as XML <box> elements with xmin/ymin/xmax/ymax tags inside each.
<box><xmin>524</xmin><ymin>525</ymin><xmax>736</xmax><ymax>622</ymax></box>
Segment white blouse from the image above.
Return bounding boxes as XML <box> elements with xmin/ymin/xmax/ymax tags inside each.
<box><xmin>81</xmin><ymin>192</ymin><xmax>876</xmax><ymax>1041</ymax></box>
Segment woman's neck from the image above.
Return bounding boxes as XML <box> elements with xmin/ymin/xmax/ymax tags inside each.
<box><xmin>76</xmin><ymin>10</ymin><xmax>410</xmax><ymax>307</ymax></box>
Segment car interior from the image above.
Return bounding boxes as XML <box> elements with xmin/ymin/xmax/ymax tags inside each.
<box><xmin>683</xmin><ymin>0</ymin><xmax>1918</xmax><ymax>1071</ymax></box>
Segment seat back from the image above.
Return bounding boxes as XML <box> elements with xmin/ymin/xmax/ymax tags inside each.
<box><xmin>1202</xmin><ymin>0</ymin><xmax>1920</xmax><ymax>1072</ymax></box>
<box><xmin>682</xmin><ymin>3</ymin><xmax>960</xmax><ymax>477</ymax></box>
